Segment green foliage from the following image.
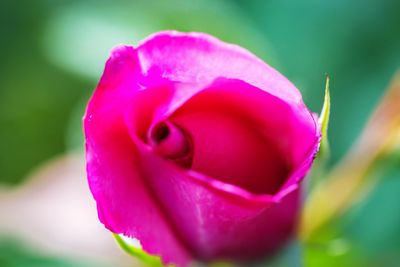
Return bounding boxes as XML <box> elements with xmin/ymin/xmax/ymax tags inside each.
<box><xmin>305</xmin><ymin>162</ymin><xmax>400</xmax><ymax>266</ymax></box>
<box><xmin>0</xmin><ymin>0</ymin><xmax>399</xmax><ymax>266</ymax></box>
<box><xmin>0</xmin><ymin>239</ymin><xmax>101</xmax><ymax>267</ymax></box>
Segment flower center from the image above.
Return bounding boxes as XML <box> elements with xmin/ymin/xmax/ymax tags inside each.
<box><xmin>151</xmin><ymin>122</ymin><xmax>171</xmax><ymax>144</ymax></box>
<box><xmin>148</xmin><ymin>121</ymin><xmax>192</xmax><ymax>167</ymax></box>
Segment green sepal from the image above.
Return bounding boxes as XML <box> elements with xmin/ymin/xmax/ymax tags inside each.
<box><xmin>113</xmin><ymin>234</ymin><xmax>168</xmax><ymax>267</ymax></box>
<box><xmin>305</xmin><ymin>76</ymin><xmax>331</xmax><ymax>190</ymax></box>
<box><xmin>318</xmin><ymin>75</ymin><xmax>331</xmax><ymax>159</ymax></box>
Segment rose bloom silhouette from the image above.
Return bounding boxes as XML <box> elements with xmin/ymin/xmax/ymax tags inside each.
<box><xmin>83</xmin><ymin>31</ymin><xmax>320</xmax><ymax>267</ymax></box>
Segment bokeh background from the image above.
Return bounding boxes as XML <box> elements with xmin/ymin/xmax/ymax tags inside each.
<box><xmin>0</xmin><ymin>0</ymin><xmax>399</xmax><ymax>266</ymax></box>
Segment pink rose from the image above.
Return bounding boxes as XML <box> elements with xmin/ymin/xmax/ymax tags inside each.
<box><xmin>84</xmin><ymin>31</ymin><xmax>320</xmax><ymax>266</ymax></box>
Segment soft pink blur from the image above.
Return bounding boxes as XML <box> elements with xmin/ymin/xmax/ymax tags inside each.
<box><xmin>0</xmin><ymin>153</ymin><xmax>135</xmax><ymax>267</ymax></box>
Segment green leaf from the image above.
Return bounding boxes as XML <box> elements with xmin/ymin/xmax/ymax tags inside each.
<box><xmin>303</xmin><ymin>76</ymin><xmax>331</xmax><ymax>190</ymax></box>
<box><xmin>318</xmin><ymin>75</ymin><xmax>331</xmax><ymax>159</ymax></box>
<box><xmin>113</xmin><ymin>234</ymin><xmax>167</xmax><ymax>267</ymax></box>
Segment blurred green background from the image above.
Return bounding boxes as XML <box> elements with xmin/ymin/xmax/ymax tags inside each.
<box><xmin>0</xmin><ymin>0</ymin><xmax>399</xmax><ymax>266</ymax></box>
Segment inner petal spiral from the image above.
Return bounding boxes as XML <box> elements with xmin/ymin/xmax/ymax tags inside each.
<box><xmin>148</xmin><ymin>121</ymin><xmax>193</xmax><ymax>167</ymax></box>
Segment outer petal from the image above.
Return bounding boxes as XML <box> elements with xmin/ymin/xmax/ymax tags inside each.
<box><xmin>83</xmin><ymin>46</ymin><xmax>191</xmax><ymax>266</ymax></box>
<box><xmin>136</xmin><ymin>31</ymin><xmax>302</xmax><ymax>105</ymax></box>
<box><xmin>132</xmin><ymin>141</ymin><xmax>300</xmax><ymax>261</ymax></box>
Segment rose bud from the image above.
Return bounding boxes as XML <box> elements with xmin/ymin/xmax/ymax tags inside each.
<box><xmin>83</xmin><ymin>31</ymin><xmax>320</xmax><ymax>266</ymax></box>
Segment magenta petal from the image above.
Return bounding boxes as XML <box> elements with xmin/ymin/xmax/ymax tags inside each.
<box><xmin>137</xmin><ymin>31</ymin><xmax>303</xmax><ymax>105</ymax></box>
<box><xmin>133</xmin><ymin>143</ymin><xmax>300</xmax><ymax>261</ymax></box>
<box><xmin>84</xmin><ymin>46</ymin><xmax>191</xmax><ymax>266</ymax></box>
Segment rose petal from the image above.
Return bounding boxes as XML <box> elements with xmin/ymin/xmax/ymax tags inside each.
<box><xmin>84</xmin><ymin>46</ymin><xmax>191</xmax><ymax>266</ymax></box>
<box><xmin>132</xmin><ymin>142</ymin><xmax>300</xmax><ymax>261</ymax></box>
<box><xmin>136</xmin><ymin>31</ymin><xmax>302</xmax><ymax>105</ymax></box>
